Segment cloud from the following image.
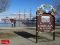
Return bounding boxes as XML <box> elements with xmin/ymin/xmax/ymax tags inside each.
<box><xmin>13</xmin><ymin>12</ymin><xmax>29</xmax><ymax>15</ymax></box>
<box><xmin>0</xmin><ymin>12</ymin><xmax>33</xmax><ymax>19</ymax></box>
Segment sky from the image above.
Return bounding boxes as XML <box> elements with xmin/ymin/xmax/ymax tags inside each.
<box><xmin>0</xmin><ymin>0</ymin><xmax>53</xmax><ymax>18</ymax></box>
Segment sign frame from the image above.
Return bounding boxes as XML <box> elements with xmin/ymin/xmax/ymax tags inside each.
<box><xmin>36</xmin><ymin>13</ymin><xmax>55</xmax><ymax>43</ymax></box>
<box><xmin>37</xmin><ymin>13</ymin><xmax>54</xmax><ymax>32</ymax></box>
<box><xmin>36</xmin><ymin>4</ymin><xmax>56</xmax><ymax>43</ymax></box>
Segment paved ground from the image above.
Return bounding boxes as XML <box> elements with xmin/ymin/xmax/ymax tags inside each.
<box><xmin>0</xmin><ymin>27</ymin><xmax>60</xmax><ymax>45</ymax></box>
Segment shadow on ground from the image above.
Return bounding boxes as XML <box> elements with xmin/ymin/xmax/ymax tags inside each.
<box><xmin>14</xmin><ymin>31</ymin><xmax>36</xmax><ymax>43</ymax></box>
<box><xmin>14</xmin><ymin>31</ymin><xmax>36</xmax><ymax>38</ymax></box>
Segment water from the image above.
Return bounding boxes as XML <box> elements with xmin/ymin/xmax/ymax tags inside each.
<box><xmin>0</xmin><ymin>21</ymin><xmax>26</xmax><ymax>27</ymax></box>
<box><xmin>0</xmin><ymin>21</ymin><xmax>11</xmax><ymax>27</ymax></box>
<box><xmin>15</xmin><ymin>21</ymin><xmax>26</xmax><ymax>27</ymax></box>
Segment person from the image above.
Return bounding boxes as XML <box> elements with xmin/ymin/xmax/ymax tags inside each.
<box><xmin>11</xmin><ymin>22</ymin><xmax>14</xmax><ymax>27</ymax></box>
<box><xmin>14</xmin><ymin>20</ymin><xmax>16</xmax><ymax>27</ymax></box>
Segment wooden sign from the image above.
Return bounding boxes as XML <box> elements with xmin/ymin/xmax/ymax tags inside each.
<box><xmin>36</xmin><ymin>4</ymin><xmax>55</xmax><ymax>43</ymax></box>
<box><xmin>37</xmin><ymin>13</ymin><xmax>55</xmax><ymax>32</ymax></box>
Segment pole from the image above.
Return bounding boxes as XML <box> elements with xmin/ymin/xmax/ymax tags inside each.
<box><xmin>19</xmin><ymin>9</ymin><xmax>20</xmax><ymax>20</ymax></box>
<box><xmin>36</xmin><ymin>12</ymin><xmax>38</xmax><ymax>43</ymax></box>
<box><xmin>30</xmin><ymin>8</ymin><xmax>32</xmax><ymax>20</ymax></box>
<box><xmin>53</xmin><ymin>32</ymin><xmax>55</xmax><ymax>40</ymax></box>
<box><xmin>24</xmin><ymin>9</ymin><xmax>26</xmax><ymax>20</ymax></box>
<box><xmin>36</xmin><ymin>31</ymin><xmax>38</xmax><ymax>43</ymax></box>
<box><xmin>19</xmin><ymin>9</ymin><xmax>20</xmax><ymax>27</ymax></box>
<box><xmin>53</xmin><ymin>15</ymin><xmax>55</xmax><ymax>40</ymax></box>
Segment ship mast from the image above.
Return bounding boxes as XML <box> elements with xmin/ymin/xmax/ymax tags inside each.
<box><xmin>24</xmin><ymin>8</ymin><xmax>26</xmax><ymax>20</ymax></box>
<box><xmin>30</xmin><ymin>8</ymin><xmax>32</xmax><ymax>20</ymax></box>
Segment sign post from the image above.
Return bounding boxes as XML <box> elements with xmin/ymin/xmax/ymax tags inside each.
<box><xmin>36</xmin><ymin>13</ymin><xmax>38</xmax><ymax>43</ymax></box>
<box><xmin>53</xmin><ymin>16</ymin><xmax>55</xmax><ymax>40</ymax></box>
<box><xmin>36</xmin><ymin>4</ymin><xmax>56</xmax><ymax>43</ymax></box>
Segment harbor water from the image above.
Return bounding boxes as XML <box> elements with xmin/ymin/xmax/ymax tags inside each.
<box><xmin>0</xmin><ymin>21</ymin><xmax>26</xmax><ymax>27</ymax></box>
